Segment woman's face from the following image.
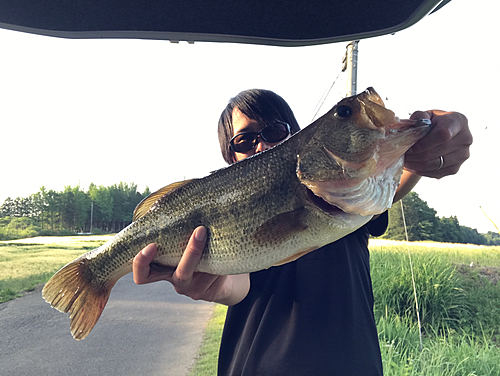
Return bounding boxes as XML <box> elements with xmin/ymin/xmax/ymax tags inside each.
<box><xmin>231</xmin><ymin>107</ymin><xmax>290</xmax><ymax>162</ymax></box>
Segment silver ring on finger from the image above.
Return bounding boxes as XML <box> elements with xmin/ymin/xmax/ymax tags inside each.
<box><xmin>436</xmin><ymin>155</ymin><xmax>444</xmax><ymax>171</ymax></box>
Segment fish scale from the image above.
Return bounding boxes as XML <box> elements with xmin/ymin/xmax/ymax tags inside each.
<box><xmin>42</xmin><ymin>88</ymin><xmax>431</xmax><ymax>340</ymax></box>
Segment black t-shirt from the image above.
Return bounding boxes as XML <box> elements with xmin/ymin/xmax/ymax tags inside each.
<box><xmin>218</xmin><ymin>212</ymin><xmax>388</xmax><ymax>376</ymax></box>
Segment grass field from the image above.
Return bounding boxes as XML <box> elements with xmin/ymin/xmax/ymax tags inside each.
<box><xmin>2</xmin><ymin>236</ymin><xmax>500</xmax><ymax>375</ymax></box>
<box><xmin>370</xmin><ymin>239</ymin><xmax>500</xmax><ymax>375</ymax></box>
<box><xmin>0</xmin><ymin>235</ymin><xmax>112</xmax><ymax>302</ymax></box>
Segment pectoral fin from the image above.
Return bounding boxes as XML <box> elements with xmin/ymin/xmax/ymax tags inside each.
<box><xmin>252</xmin><ymin>207</ymin><xmax>308</xmax><ymax>246</ymax></box>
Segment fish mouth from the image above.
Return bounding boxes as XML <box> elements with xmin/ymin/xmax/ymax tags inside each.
<box><xmin>385</xmin><ymin>118</ymin><xmax>432</xmax><ymax>135</ymax></box>
<box><xmin>306</xmin><ymin>187</ymin><xmax>345</xmax><ymax>216</ymax></box>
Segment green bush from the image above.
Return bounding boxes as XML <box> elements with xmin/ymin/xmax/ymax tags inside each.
<box><xmin>0</xmin><ymin>216</ymin><xmax>39</xmax><ymax>240</ymax></box>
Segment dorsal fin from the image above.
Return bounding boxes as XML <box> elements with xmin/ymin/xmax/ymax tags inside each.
<box><xmin>133</xmin><ymin>179</ymin><xmax>196</xmax><ymax>221</ymax></box>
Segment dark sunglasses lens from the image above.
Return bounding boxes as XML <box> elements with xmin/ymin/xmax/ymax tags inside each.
<box><xmin>261</xmin><ymin>123</ymin><xmax>289</xmax><ymax>143</ymax></box>
<box><xmin>231</xmin><ymin>122</ymin><xmax>290</xmax><ymax>153</ymax></box>
<box><xmin>232</xmin><ymin>133</ymin><xmax>258</xmax><ymax>153</ymax></box>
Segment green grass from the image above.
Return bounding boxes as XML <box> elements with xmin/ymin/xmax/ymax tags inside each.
<box><xmin>370</xmin><ymin>240</ymin><xmax>500</xmax><ymax>337</ymax></box>
<box><xmin>373</xmin><ymin>240</ymin><xmax>500</xmax><ymax>375</ymax></box>
<box><xmin>0</xmin><ymin>235</ymin><xmax>112</xmax><ymax>302</ymax></box>
<box><xmin>0</xmin><ymin>271</ymin><xmax>60</xmax><ymax>302</ymax></box>
<box><xmin>187</xmin><ymin>304</ymin><xmax>228</xmax><ymax>376</ymax></box>
<box><xmin>381</xmin><ymin>327</ymin><xmax>500</xmax><ymax>376</ymax></box>
<box><xmin>371</xmin><ymin>246</ymin><xmax>471</xmax><ymax>332</ymax></box>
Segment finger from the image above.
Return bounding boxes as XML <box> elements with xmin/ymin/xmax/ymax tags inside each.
<box><xmin>172</xmin><ymin>226</ymin><xmax>207</xmax><ymax>287</ymax></box>
<box><xmin>405</xmin><ymin>138</ymin><xmax>470</xmax><ymax>173</ymax></box>
<box><xmin>409</xmin><ymin>110</ymin><xmax>431</xmax><ymax>121</ymax></box>
<box><xmin>406</xmin><ymin>164</ymin><xmax>459</xmax><ymax>180</ymax></box>
<box><xmin>406</xmin><ymin>111</ymin><xmax>464</xmax><ymax>155</ymax></box>
<box><xmin>405</xmin><ymin>127</ymin><xmax>471</xmax><ymax>164</ymax></box>
<box><xmin>404</xmin><ymin>148</ymin><xmax>468</xmax><ymax>179</ymax></box>
<box><xmin>404</xmin><ymin>155</ymin><xmax>442</xmax><ymax>173</ymax></box>
<box><xmin>133</xmin><ymin>243</ymin><xmax>164</xmax><ymax>284</ymax></box>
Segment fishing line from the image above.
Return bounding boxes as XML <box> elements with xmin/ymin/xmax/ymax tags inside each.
<box><xmin>480</xmin><ymin>206</ymin><xmax>500</xmax><ymax>234</ymax></box>
<box><xmin>400</xmin><ymin>199</ymin><xmax>424</xmax><ymax>352</ymax></box>
<box><xmin>310</xmin><ymin>62</ymin><xmax>344</xmax><ymax>122</ymax></box>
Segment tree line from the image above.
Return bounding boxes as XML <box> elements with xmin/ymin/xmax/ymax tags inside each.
<box><xmin>0</xmin><ymin>182</ymin><xmax>151</xmax><ymax>239</ymax></box>
<box><xmin>383</xmin><ymin>192</ymin><xmax>500</xmax><ymax>246</ymax></box>
<box><xmin>1</xmin><ymin>184</ymin><xmax>498</xmax><ymax>245</ymax></box>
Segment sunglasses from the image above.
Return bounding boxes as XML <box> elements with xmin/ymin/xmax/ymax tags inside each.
<box><xmin>229</xmin><ymin>121</ymin><xmax>291</xmax><ymax>153</ymax></box>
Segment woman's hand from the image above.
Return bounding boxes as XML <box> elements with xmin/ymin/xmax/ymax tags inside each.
<box><xmin>133</xmin><ymin>226</ymin><xmax>250</xmax><ymax>306</ymax></box>
<box><xmin>404</xmin><ymin>110</ymin><xmax>472</xmax><ymax>179</ymax></box>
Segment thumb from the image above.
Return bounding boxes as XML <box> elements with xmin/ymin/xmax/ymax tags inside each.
<box><xmin>133</xmin><ymin>243</ymin><xmax>159</xmax><ymax>284</ymax></box>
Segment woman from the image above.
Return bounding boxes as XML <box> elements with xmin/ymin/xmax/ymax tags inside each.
<box><xmin>133</xmin><ymin>89</ymin><xmax>471</xmax><ymax>375</ymax></box>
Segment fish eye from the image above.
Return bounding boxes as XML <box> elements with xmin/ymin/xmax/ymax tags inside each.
<box><xmin>335</xmin><ymin>105</ymin><xmax>352</xmax><ymax>118</ymax></box>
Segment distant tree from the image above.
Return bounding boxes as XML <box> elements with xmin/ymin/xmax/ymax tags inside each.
<box><xmin>1</xmin><ymin>197</ymin><xmax>14</xmax><ymax>217</ymax></box>
<box><xmin>88</xmin><ymin>184</ymin><xmax>113</xmax><ymax>231</ymax></box>
<box><xmin>383</xmin><ymin>192</ymin><xmax>439</xmax><ymax>241</ymax></box>
<box><xmin>31</xmin><ymin>190</ymin><xmax>48</xmax><ymax>229</ymax></box>
<box><xmin>31</xmin><ymin>193</ymin><xmax>41</xmax><ymax>227</ymax></box>
<box><xmin>44</xmin><ymin>189</ymin><xmax>62</xmax><ymax>230</ymax></box>
<box><xmin>10</xmin><ymin>196</ymin><xmax>31</xmax><ymax>217</ymax></box>
<box><xmin>484</xmin><ymin>231</ymin><xmax>500</xmax><ymax>246</ymax></box>
<box><xmin>459</xmin><ymin>225</ymin><xmax>487</xmax><ymax>245</ymax></box>
<box><xmin>384</xmin><ymin>201</ymin><xmax>406</xmax><ymax>240</ymax></box>
<box><xmin>439</xmin><ymin>216</ymin><xmax>464</xmax><ymax>243</ymax></box>
<box><xmin>72</xmin><ymin>186</ymin><xmax>91</xmax><ymax>232</ymax></box>
<box><xmin>61</xmin><ymin>187</ymin><xmax>77</xmax><ymax>230</ymax></box>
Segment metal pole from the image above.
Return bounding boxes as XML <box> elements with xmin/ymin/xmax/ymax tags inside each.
<box><xmin>90</xmin><ymin>201</ymin><xmax>93</xmax><ymax>233</ymax></box>
<box><xmin>345</xmin><ymin>41</ymin><xmax>359</xmax><ymax>96</ymax></box>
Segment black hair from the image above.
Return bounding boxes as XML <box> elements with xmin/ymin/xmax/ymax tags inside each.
<box><xmin>217</xmin><ymin>89</ymin><xmax>301</xmax><ymax>164</ymax></box>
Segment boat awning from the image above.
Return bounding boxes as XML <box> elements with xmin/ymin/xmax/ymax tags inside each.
<box><xmin>0</xmin><ymin>0</ymin><xmax>451</xmax><ymax>46</ymax></box>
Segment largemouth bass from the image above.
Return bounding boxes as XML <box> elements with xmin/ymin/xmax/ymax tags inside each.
<box><xmin>42</xmin><ymin>88</ymin><xmax>430</xmax><ymax>340</ymax></box>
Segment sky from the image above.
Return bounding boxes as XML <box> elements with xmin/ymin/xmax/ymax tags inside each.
<box><xmin>0</xmin><ymin>0</ymin><xmax>499</xmax><ymax>234</ymax></box>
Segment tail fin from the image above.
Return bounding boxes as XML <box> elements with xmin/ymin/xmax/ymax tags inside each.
<box><xmin>42</xmin><ymin>258</ymin><xmax>115</xmax><ymax>341</ymax></box>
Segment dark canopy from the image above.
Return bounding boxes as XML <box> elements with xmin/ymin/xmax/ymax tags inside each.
<box><xmin>0</xmin><ymin>0</ymin><xmax>451</xmax><ymax>46</ymax></box>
